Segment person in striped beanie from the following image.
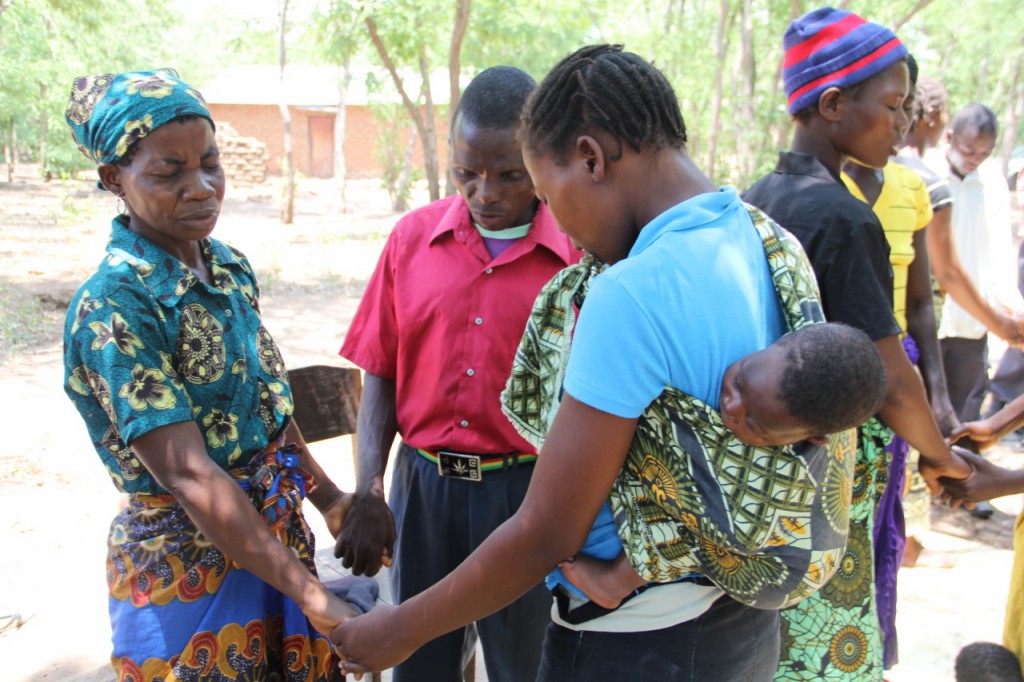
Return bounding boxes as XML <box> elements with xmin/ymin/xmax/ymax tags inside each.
<box><xmin>744</xmin><ymin>6</ymin><xmax>974</xmax><ymax>681</ymax></box>
<box><xmin>782</xmin><ymin>6</ymin><xmax>909</xmax><ymax>118</ymax></box>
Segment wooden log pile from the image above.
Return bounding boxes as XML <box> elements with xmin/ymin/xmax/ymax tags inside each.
<box><xmin>215</xmin><ymin>122</ymin><xmax>269</xmax><ymax>185</ymax></box>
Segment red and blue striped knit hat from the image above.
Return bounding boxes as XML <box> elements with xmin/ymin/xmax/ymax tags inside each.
<box><xmin>783</xmin><ymin>7</ymin><xmax>908</xmax><ymax>115</ymax></box>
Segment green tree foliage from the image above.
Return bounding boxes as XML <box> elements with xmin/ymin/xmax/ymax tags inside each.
<box><xmin>575</xmin><ymin>0</ymin><xmax>1024</xmax><ymax>187</ymax></box>
<box><xmin>9</xmin><ymin>0</ymin><xmax>1020</xmax><ymax>188</ymax></box>
<box><xmin>0</xmin><ymin>0</ymin><xmax>188</xmax><ymax>178</ymax></box>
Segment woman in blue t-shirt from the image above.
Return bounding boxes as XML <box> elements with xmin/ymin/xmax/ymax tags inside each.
<box><xmin>334</xmin><ymin>45</ymin><xmax>868</xmax><ymax>682</ymax></box>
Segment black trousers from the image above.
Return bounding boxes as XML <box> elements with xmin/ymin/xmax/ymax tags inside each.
<box><xmin>941</xmin><ymin>335</ymin><xmax>989</xmax><ymax>423</ymax></box>
<box><xmin>535</xmin><ymin>593</ymin><xmax>780</xmax><ymax>682</ymax></box>
<box><xmin>388</xmin><ymin>443</ymin><xmax>551</xmax><ymax>682</ymax></box>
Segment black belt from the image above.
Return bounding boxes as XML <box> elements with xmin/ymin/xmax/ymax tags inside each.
<box><xmin>414</xmin><ymin>446</ymin><xmax>537</xmax><ymax>482</ymax></box>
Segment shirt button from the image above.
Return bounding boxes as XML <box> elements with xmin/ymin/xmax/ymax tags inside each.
<box><xmin>474</xmin><ymin>317</ymin><xmax>483</xmax><ymax>325</ymax></box>
<box><xmin>460</xmin><ymin>419</ymin><xmax>469</xmax><ymax>427</ymax></box>
<box><xmin>224</xmin><ymin>309</ymin><xmax>233</xmax><ymax>317</ymax></box>
<box><xmin>485</xmin><ymin>268</ymin><xmax>493</xmax><ymax>274</ymax></box>
<box><xmin>466</xmin><ymin>368</ymin><xmax>475</xmax><ymax>376</ymax></box>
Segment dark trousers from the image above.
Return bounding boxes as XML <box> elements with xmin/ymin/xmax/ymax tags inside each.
<box><xmin>389</xmin><ymin>444</ymin><xmax>550</xmax><ymax>682</ymax></box>
<box><xmin>991</xmin><ymin>347</ymin><xmax>1024</xmax><ymax>412</ymax></box>
<box><xmin>941</xmin><ymin>335</ymin><xmax>989</xmax><ymax>423</ymax></box>
<box><xmin>986</xmin><ymin>238</ymin><xmax>1024</xmax><ymax>417</ymax></box>
<box><xmin>535</xmin><ymin>593</ymin><xmax>780</xmax><ymax>682</ymax></box>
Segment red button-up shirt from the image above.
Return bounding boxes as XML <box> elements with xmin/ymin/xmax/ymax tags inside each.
<box><xmin>340</xmin><ymin>194</ymin><xmax>581</xmax><ymax>455</ymax></box>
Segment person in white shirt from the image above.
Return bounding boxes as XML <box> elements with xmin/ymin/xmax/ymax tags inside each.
<box><xmin>929</xmin><ymin>103</ymin><xmax>1024</xmax><ymax>423</ymax></box>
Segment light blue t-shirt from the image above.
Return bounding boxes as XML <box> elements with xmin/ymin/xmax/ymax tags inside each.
<box><xmin>552</xmin><ymin>187</ymin><xmax>786</xmax><ymax>629</ymax></box>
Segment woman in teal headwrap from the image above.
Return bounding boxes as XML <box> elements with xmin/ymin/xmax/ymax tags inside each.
<box><xmin>63</xmin><ymin>69</ymin><xmax>355</xmax><ymax>681</ymax></box>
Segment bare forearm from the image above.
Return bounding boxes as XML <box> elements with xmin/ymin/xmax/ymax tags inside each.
<box><xmin>985</xmin><ymin>393</ymin><xmax>1024</xmax><ymax>442</ymax></box>
<box><xmin>926</xmin><ymin>211</ymin><xmax>1016</xmax><ymax>338</ymax></box>
<box><xmin>906</xmin><ymin>236</ymin><xmax>958</xmax><ymax>433</ymax></box>
<box><xmin>390</xmin><ymin>511</ymin><xmax>571</xmax><ymax>650</ymax></box>
<box><xmin>370</xmin><ymin>395</ymin><xmax>634</xmax><ymax>650</ymax></box>
<box><xmin>171</xmin><ymin>464</ymin><xmax>329</xmax><ymax>607</ymax></box>
<box><xmin>132</xmin><ymin>424</ymin><xmax>328</xmax><ymax>611</ymax></box>
<box><xmin>354</xmin><ymin>373</ymin><xmax>399</xmax><ymax>497</ymax></box>
<box><xmin>876</xmin><ymin>336</ymin><xmax>952</xmax><ymax>465</ymax></box>
<box><xmin>936</xmin><ymin>269</ymin><xmax>1013</xmax><ymax>333</ymax></box>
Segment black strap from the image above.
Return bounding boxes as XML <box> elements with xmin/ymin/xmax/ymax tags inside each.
<box><xmin>552</xmin><ymin>575</ymin><xmax>714</xmax><ymax>625</ymax></box>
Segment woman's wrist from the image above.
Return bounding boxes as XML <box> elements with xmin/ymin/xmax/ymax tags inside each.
<box><xmin>297</xmin><ymin>576</ymin><xmax>334</xmax><ymax>617</ymax></box>
<box><xmin>308</xmin><ymin>479</ymin><xmax>344</xmax><ymax>513</ymax></box>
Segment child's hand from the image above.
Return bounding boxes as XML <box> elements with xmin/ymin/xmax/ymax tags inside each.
<box><xmin>947</xmin><ymin>420</ymin><xmax>999</xmax><ymax>453</ymax></box>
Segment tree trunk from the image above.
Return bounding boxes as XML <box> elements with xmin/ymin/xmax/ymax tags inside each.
<box><xmin>418</xmin><ymin>47</ymin><xmax>440</xmax><ymax>201</ymax></box>
<box><xmin>334</xmin><ymin>60</ymin><xmax>352</xmax><ymax>212</ymax></box>
<box><xmin>39</xmin><ymin>81</ymin><xmax>49</xmax><ymax>181</ymax></box>
<box><xmin>365</xmin><ymin>15</ymin><xmax>439</xmax><ymax>201</ymax></box>
<box><xmin>278</xmin><ymin>0</ymin><xmax>295</xmax><ymax>224</ymax></box>
<box><xmin>764</xmin><ymin>1</ymin><xmax>804</xmax><ymax>160</ymax></box>
<box><xmin>5</xmin><ymin>122</ymin><xmax>14</xmax><ymax>183</ymax></box>
<box><xmin>704</xmin><ymin>0</ymin><xmax>731</xmax><ymax>179</ymax></box>
<box><xmin>446</xmin><ymin>0</ymin><xmax>472</xmax><ymax>197</ymax></box>
<box><xmin>891</xmin><ymin>0</ymin><xmax>936</xmax><ymax>33</ymax></box>
<box><xmin>394</xmin><ymin>127</ymin><xmax>418</xmax><ymax>212</ymax></box>
<box><xmin>735</xmin><ymin>0</ymin><xmax>755</xmax><ymax>185</ymax></box>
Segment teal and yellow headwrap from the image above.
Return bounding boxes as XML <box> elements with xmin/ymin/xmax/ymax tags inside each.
<box><xmin>65</xmin><ymin>68</ymin><xmax>213</xmax><ymax>165</ymax></box>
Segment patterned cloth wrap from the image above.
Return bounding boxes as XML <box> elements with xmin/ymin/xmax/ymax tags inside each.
<box><xmin>106</xmin><ymin>437</ymin><xmax>334</xmax><ymax>681</ymax></box>
<box><xmin>65</xmin><ymin>67</ymin><xmax>212</xmax><ymax>165</ymax></box>
<box><xmin>502</xmin><ymin>204</ymin><xmax>858</xmax><ymax>610</ymax></box>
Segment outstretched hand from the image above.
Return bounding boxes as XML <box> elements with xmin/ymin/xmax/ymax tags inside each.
<box><xmin>334</xmin><ymin>493</ymin><xmax>395</xmax><ymax>577</ymax></box>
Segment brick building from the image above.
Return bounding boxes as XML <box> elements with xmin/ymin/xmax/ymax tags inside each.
<box><xmin>200</xmin><ymin>64</ymin><xmax>450</xmax><ymax>180</ymax></box>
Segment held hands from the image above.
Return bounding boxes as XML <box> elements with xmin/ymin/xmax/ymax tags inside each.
<box><xmin>320</xmin><ymin>490</ymin><xmax>355</xmax><ymax>540</ymax></box>
<box><xmin>334</xmin><ymin>492</ymin><xmax>396</xmax><ymax>577</ymax></box>
<box><xmin>917</xmin><ymin>445</ymin><xmax>973</xmax><ymax>495</ymax></box>
<box><xmin>939</xmin><ymin>449</ymin><xmax>1019</xmax><ymax>507</ymax></box>
<box><xmin>996</xmin><ymin>314</ymin><xmax>1024</xmax><ymax>349</ymax></box>
<box><xmin>331</xmin><ymin>603</ymin><xmax>416</xmax><ymax>676</ymax></box>
<box><xmin>302</xmin><ymin>584</ymin><xmax>361</xmax><ymax>640</ymax></box>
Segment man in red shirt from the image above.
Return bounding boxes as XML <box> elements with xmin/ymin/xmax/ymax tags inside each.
<box><xmin>336</xmin><ymin>66</ymin><xmax>580</xmax><ymax>682</ymax></box>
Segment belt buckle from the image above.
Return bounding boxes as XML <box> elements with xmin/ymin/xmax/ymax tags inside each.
<box><xmin>437</xmin><ymin>451</ymin><xmax>482</xmax><ymax>482</ymax></box>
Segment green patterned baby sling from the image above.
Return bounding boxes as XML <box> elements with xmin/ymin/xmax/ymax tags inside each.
<box><xmin>501</xmin><ymin>204</ymin><xmax>856</xmax><ymax>610</ymax></box>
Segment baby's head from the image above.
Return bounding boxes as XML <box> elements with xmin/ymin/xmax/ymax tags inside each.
<box><xmin>719</xmin><ymin>323</ymin><xmax>886</xmax><ymax>447</ymax></box>
<box><xmin>954</xmin><ymin>642</ymin><xmax>1024</xmax><ymax>682</ymax></box>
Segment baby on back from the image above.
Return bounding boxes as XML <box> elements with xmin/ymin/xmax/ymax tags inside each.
<box><xmin>552</xmin><ymin>321</ymin><xmax>887</xmax><ymax>615</ymax></box>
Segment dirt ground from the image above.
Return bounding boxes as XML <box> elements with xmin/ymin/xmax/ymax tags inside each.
<box><xmin>0</xmin><ymin>167</ymin><xmax>1021</xmax><ymax>681</ymax></box>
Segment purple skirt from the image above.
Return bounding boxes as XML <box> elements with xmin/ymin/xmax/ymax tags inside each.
<box><xmin>873</xmin><ymin>335</ymin><xmax>919</xmax><ymax>669</ymax></box>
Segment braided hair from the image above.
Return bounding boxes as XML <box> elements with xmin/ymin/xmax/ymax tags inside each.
<box><xmin>520</xmin><ymin>44</ymin><xmax>687</xmax><ymax>164</ymax></box>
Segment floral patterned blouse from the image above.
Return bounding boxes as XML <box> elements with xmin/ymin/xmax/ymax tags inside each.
<box><xmin>64</xmin><ymin>216</ymin><xmax>293</xmax><ymax>494</ymax></box>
